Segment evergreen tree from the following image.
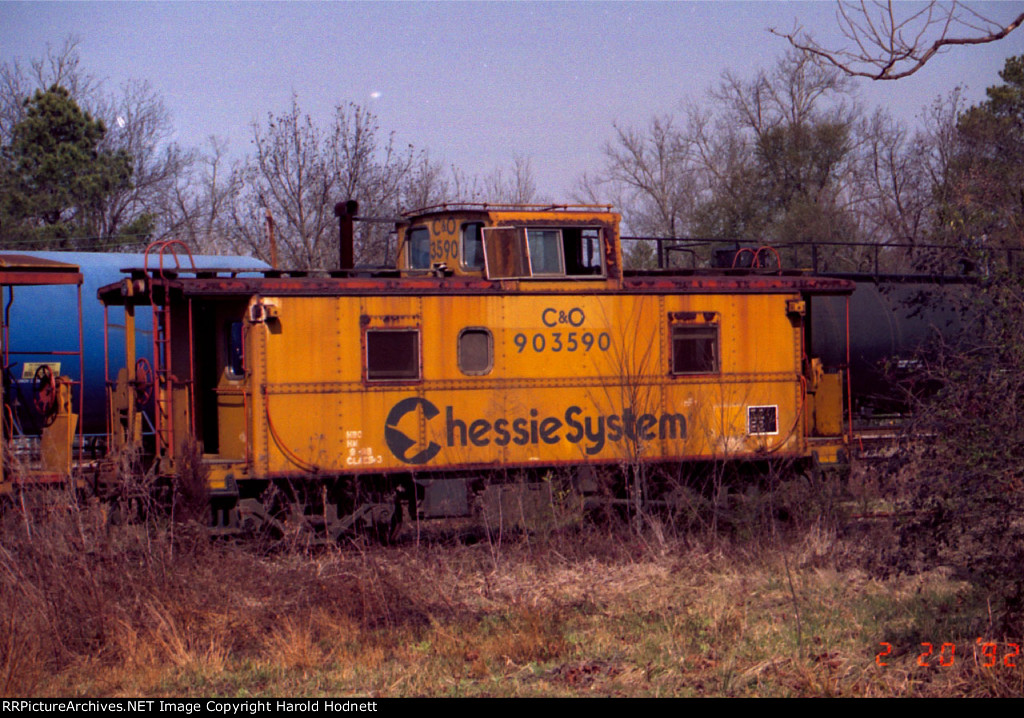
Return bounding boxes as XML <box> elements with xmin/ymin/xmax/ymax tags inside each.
<box><xmin>0</xmin><ymin>84</ymin><xmax>137</xmax><ymax>247</ymax></box>
<box><xmin>936</xmin><ymin>55</ymin><xmax>1024</xmax><ymax>250</ymax></box>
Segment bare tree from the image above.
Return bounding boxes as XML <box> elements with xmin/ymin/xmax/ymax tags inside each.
<box><xmin>578</xmin><ymin>115</ymin><xmax>700</xmax><ymax>238</ymax></box>
<box><xmin>0</xmin><ymin>36</ymin><xmax>101</xmax><ymax>143</ymax></box>
<box><xmin>585</xmin><ymin>51</ymin><xmax>861</xmax><ymax>243</ymax></box>
<box><xmin>773</xmin><ymin>1</ymin><xmax>1024</xmax><ymax>81</ymax></box>
<box><xmin>248</xmin><ymin>96</ymin><xmax>336</xmax><ymax>269</ymax></box>
<box><xmin>425</xmin><ymin>155</ymin><xmax>547</xmax><ymax>206</ymax></box>
<box><xmin>846</xmin><ymin>88</ymin><xmax>969</xmax><ymax>255</ymax></box>
<box><xmin>92</xmin><ymin>79</ymin><xmax>193</xmax><ymax>244</ymax></box>
<box><xmin>226</xmin><ymin>97</ymin><xmax>451</xmax><ymax>269</ymax></box>
<box><xmin>482</xmin><ymin>155</ymin><xmax>545</xmax><ymax>204</ymax></box>
<box><xmin>712</xmin><ymin>51</ymin><xmax>855</xmax><ymax>140</ymax></box>
<box><xmin>161</xmin><ymin>137</ymin><xmax>243</xmax><ymax>254</ymax></box>
<box><xmin>850</xmin><ymin>110</ymin><xmax>929</xmax><ymax>246</ymax></box>
<box><xmin>584</xmin><ymin>50</ymin><xmax>892</xmax><ymax>272</ymax></box>
<box><xmin>329</xmin><ymin>104</ymin><xmax>423</xmax><ymax>265</ymax></box>
<box><xmin>399</xmin><ymin>153</ymin><xmax>454</xmax><ymax>210</ymax></box>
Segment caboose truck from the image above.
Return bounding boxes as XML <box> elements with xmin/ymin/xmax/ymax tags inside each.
<box><xmin>97</xmin><ymin>203</ymin><xmax>854</xmax><ymax>538</ymax></box>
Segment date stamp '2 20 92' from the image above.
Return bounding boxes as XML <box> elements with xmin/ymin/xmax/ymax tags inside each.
<box><xmin>876</xmin><ymin>640</ymin><xmax>1020</xmax><ymax>668</ymax></box>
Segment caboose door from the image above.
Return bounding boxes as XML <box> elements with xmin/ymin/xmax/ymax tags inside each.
<box><xmin>193</xmin><ymin>298</ymin><xmax>250</xmax><ymax>460</ymax></box>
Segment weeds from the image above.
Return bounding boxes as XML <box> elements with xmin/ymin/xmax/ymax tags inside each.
<box><xmin>878</xmin><ymin>273</ymin><xmax>1024</xmax><ymax>636</ymax></box>
<box><xmin>1</xmin><ymin>460</ymin><xmax>1018</xmax><ymax>697</ymax></box>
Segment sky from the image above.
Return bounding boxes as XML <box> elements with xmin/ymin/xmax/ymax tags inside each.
<box><xmin>2</xmin><ymin>1</ymin><xmax>1023</xmax><ymax>199</ymax></box>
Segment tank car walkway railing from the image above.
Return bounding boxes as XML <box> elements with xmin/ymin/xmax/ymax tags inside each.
<box><xmin>621</xmin><ymin>236</ymin><xmax>1024</xmax><ymax>283</ymax></box>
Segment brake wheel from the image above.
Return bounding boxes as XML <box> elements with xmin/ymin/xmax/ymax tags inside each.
<box><xmin>134</xmin><ymin>357</ymin><xmax>154</xmax><ymax>408</ymax></box>
<box><xmin>32</xmin><ymin>364</ymin><xmax>58</xmax><ymax>427</ymax></box>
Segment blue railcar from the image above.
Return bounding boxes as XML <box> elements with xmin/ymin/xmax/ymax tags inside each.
<box><xmin>0</xmin><ymin>251</ymin><xmax>269</xmax><ymax>437</ymax></box>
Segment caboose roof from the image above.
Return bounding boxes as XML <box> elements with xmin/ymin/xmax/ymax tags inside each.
<box><xmin>402</xmin><ymin>202</ymin><xmax>616</xmax><ymax>220</ymax></box>
<box><xmin>97</xmin><ymin>270</ymin><xmax>854</xmax><ymax>305</ymax></box>
<box><xmin>0</xmin><ymin>254</ymin><xmax>82</xmax><ymax>286</ymax></box>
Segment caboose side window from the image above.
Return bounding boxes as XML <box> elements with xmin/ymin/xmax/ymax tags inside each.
<box><xmin>408</xmin><ymin>227</ymin><xmax>431</xmax><ymax>269</ymax></box>
<box><xmin>671</xmin><ymin>324</ymin><xmax>719</xmax><ymax>374</ymax></box>
<box><xmin>566</xmin><ymin>228</ymin><xmax>603</xmax><ymax>275</ymax></box>
<box><xmin>366</xmin><ymin>329</ymin><xmax>420</xmax><ymax>381</ymax></box>
<box><xmin>482</xmin><ymin>226</ymin><xmax>605</xmax><ymax>279</ymax></box>
<box><xmin>226</xmin><ymin>321</ymin><xmax>244</xmax><ymax>377</ymax></box>
<box><xmin>461</xmin><ymin>222</ymin><xmax>485</xmax><ymax>270</ymax></box>
<box><xmin>458</xmin><ymin>328</ymin><xmax>492</xmax><ymax>375</ymax></box>
<box><xmin>482</xmin><ymin>227</ymin><xmax>530</xmax><ymax>278</ymax></box>
<box><xmin>526</xmin><ymin>229</ymin><xmax>565</xmax><ymax>275</ymax></box>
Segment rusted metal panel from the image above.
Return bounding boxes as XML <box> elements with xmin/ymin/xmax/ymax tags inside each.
<box><xmin>96</xmin><ymin>273</ymin><xmax>854</xmax><ymax>303</ymax></box>
<box><xmin>623</xmin><ymin>275</ymin><xmax>855</xmax><ymax>294</ymax></box>
<box><xmin>233</xmin><ymin>290</ymin><xmax>815</xmax><ymax>477</ymax></box>
<box><xmin>224</xmin><ymin>448</ymin><xmax>812</xmax><ymax>482</ymax></box>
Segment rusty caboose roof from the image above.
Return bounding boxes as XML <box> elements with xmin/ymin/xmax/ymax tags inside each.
<box><xmin>96</xmin><ymin>269</ymin><xmax>855</xmax><ymax>305</ymax></box>
<box><xmin>0</xmin><ymin>254</ymin><xmax>82</xmax><ymax>286</ymax></box>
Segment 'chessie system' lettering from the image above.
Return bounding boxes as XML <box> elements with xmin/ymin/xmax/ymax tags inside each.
<box><xmin>384</xmin><ymin>398</ymin><xmax>686</xmax><ymax>464</ymax></box>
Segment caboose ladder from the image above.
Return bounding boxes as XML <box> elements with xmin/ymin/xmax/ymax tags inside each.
<box><xmin>151</xmin><ymin>286</ymin><xmax>173</xmax><ymax>462</ymax></box>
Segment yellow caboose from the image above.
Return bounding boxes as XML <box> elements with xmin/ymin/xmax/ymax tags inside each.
<box><xmin>99</xmin><ymin>204</ymin><xmax>852</xmax><ymax>536</ymax></box>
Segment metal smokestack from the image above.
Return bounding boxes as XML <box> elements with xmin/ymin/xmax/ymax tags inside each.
<box><xmin>334</xmin><ymin>199</ymin><xmax>358</xmax><ymax>271</ymax></box>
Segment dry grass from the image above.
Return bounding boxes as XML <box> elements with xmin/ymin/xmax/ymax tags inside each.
<box><xmin>1</xmin><ymin>486</ymin><xmax>1021</xmax><ymax>697</ymax></box>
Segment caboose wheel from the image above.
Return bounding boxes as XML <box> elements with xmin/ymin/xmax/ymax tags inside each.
<box><xmin>236</xmin><ymin>488</ymin><xmax>326</xmax><ymax>548</ymax></box>
<box><xmin>236</xmin><ymin>490</ymin><xmax>290</xmax><ymax>544</ymax></box>
<box><xmin>368</xmin><ymin>501</ymin><xmax>402</xmax><ymax>544</ymax></box>
<box><xmin>32</xmin><ymin>364</ymin><xmax>58</xmax><ymax>427</ymax></box>
<box><xmin>321</xmin><ymin>496</ymin><xmax>401</xmax><ymax>544</ymax></box>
